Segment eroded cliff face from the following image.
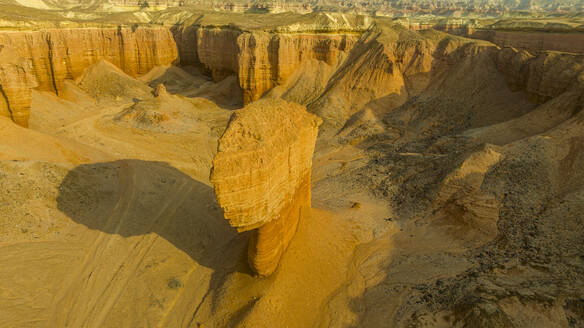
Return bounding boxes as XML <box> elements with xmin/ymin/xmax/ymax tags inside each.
<box><xmin>6</xmin><ymin>21</ymin><xmax>582</xmax><ymax>132</ymax></box>
<box><xmin>210</xmin><ymin>99</ymin><xmax>321</xmax><ymax>276</ymax></box>
<box><xmin>174</xmin><ymin>25</ymin><xmax>360</xmax><ymax>104</ymax></box>
<box><xmin>402</xmin><ymin>20</ymin><xmax>584</xmax><ymax>55</ymax></box>
<box><xmin>238</xmin><ymin>32</ymin><xmax>358</xmax><ymax>104</ymax></box>
<box><xmin>495</xmin><ymin>47</ymin><xmax>584</xmax><ymax>103</ymax></box>
<box><xmin>0</xmin><ymin>27</ymin><xmax>177</xmax><ymax>125</ymax></box>
<box><xmin>0</xmin><ymin>23</ymin><xmax>359</xmax><ymax>126</ymax></box>
<box><xmin>0</xmin><ymin>27</ymin><xmax>178</xmax><ymax>94</ymax></box>
<box><xmin>306</xmin><ymin>26</ymin><xmax>492</xmax><ymax>134</ymax></box>
<box><xmin>195</xmin><ymin>27</ymin><xmax>241</xmax><ymax>82</ymax></box>
<box><xmin>0</xmin><ymin>46</ymin><xmax>38</xmax><ymax>127</ymax></box>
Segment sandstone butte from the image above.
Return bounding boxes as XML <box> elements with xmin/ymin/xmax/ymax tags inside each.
<box><xmin>210</xmin><ymin>99</ymin><xmax>322</xmax><ymax>276</ymax></box>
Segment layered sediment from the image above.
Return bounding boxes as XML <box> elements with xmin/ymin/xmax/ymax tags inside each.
<box><xmin>0</xmin><ymin>27</ymin><xmax>178</xmax><ymax>94</ymax></box>
<box><xmin>195</xmin><ymin>27</ymin><xmax>241</xmax><ymax>82</ymax></box>
<box><xmin>237</xmin><ymin>32</ymin><xmax>357</xmax><ymax>104</ymax></box>
<box><xmin>0</xmin><ymin>46</ymin><xmax>38</xmax><ymax>127</ymax></box>
<box><xmin>174</xmin><ymin>25</ymin><xmax>359</xmax><ymax>104</ymax></box>
<box><xmin>402</xmin><ymin>20</ymin><xmax>584</xmax><ymax>54</ymax></box>
<box><xmin>495</xmin><ymin>47</ymin><xmax>584</xmax><ymax>103</ymax></box>
<box><xmin>0</xmin><ymin>23</ymin><xmax>359</xmax><ymax>126</ymax></box>
<box><xmin>2</xmin><ymin>18</ymin><xmax>582</xmax><ymax>130</ymax></box>
<box><xmin>0</xmin><ymin>27</ymin><xmax>177</xmax><ymax>125</ymax></box>
<box><xmin>210</xmin><ymin>99</ymin><xmax>321</xmax><ymax>276</ymax></box>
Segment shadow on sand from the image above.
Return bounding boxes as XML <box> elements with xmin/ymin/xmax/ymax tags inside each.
<box><xmin>56</xmin><ymin>159</ymin><xmax>252</xmax><ymax>292</ymax></box>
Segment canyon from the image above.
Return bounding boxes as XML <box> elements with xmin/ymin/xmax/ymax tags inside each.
<box><xmin>0</xmin><ymin>21</ymin><xmax>363</xmax><ymax>126</ymax></box>
<box><xmin>3</xmin><ymin>17</ymin><xmax>582</xmax><ymax>128</ymax></box>
<box><xmin>0</xmin><ymin>4</ymin><xmax>583</xmax><ymax>328</ymax></box>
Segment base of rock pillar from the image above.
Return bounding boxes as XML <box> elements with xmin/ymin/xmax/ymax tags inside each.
<box><xmin>247</xmin><ymin>177</ymin><xmax>311</xmax><ymax>276</ymax></box>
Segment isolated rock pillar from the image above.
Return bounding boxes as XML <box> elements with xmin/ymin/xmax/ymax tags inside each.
<box><xmin>210</xmin><ymin>99</ymin><xmax>321</xmax><ymax>276</ymax></box>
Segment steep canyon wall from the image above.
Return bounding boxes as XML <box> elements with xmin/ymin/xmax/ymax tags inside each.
<box><xmin>0</xmin><ymin>46</ymin><xmax>38</xmax><ymax>127</ymax></box>
<box><xmin>0</xmin><ymin>24</ymin><xmax>359</xmax><ymax>126</ymax></box>
<box><xmin>0</xmin><ymin>27</ymin><xmax>178</xmax><ymax>125</ymax></box>
<box><xmin>494</xmin><ymin>47</ymin><xmax>584</xmax><ymax>103</ymax></box>
<box><xmin>402</xmin><ymin>21</ymin><xmax>584</xmax><ymax>54</ymax></box>
<box><xmin>173</xmin><ymin>25</ymin><xmax>359</xmax><ymax>104</ymax></box>
<box><xmin>3</xmin><ymin>22</ymin><xmax>581</xmax><ymax>129</ymax></box>
<box><xmin>0</xmin><ymin>27</ymin><xmax>178</xmax><ymax>93</ymax></box>
<box><xmin>429</xmin><ymin>23</ymin><xmax>584</xmax><ymax>54</ymax></box>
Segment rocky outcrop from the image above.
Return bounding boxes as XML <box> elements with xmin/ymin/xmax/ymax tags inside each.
<box><xmin>307</xmin><ymin>25</ymin><xmax>470</xmax><ymax>134</ymax></box>
<box><xmin>494</xmin><ymin>47</ymin><xmax>584</xmax><ymax>103</ymax></box>
<box><xmin>195</xmin><ymin>27</ymin><xmax>241</xmax><ymax>82</ymax></box>
<box><xmin>0</xmin><ymin>27</ymin><xmax>177</xmax><ymax>95</ymax></box>
<box><xmin>0</xmin><ymin>46</ymin><xmax>38</xmax><ymax>127</ymax></box>
<box><xmin>210</xmin><ymin>99</ymin><xmax>321</xmax><ymax>276</ymax></box>
<box><xmin>237</xmin><ymin>32</ymin><xmax>358</xmax><ymax>104</ymax></box>
<box><xmin>0</xmin><ymin>26</ymin><xmax>177</xmax><ymax>125</ymax></box>
<box><xmin>174</xmin><ymin>25</ymin><xmax>359</xmax><ymax>104</ymax></box>
<box><xmin>0</xmin><ymin>22</ymin><xmax>358</xmax><ymax>126</ymax></box>
<box><xmin>399</xmin><ymin>20</ymin><xmax>584</xmax><ymax>55</ymax></box>
<box><xmin>433</xmin><ymin>145</ymin><xmax>502</xmax><ymax>245</ymax></box>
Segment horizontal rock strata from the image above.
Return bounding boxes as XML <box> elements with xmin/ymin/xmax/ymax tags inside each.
<box><xmin>495</xmin><ymin>47</ymin><xmax>584</xmax><ymax>103</ymax></box>
<box><xmin>237</xmin><ymin>32</ymin><xmax>358</xmax><ymax>104</ymax></box>
<box><xmin>6</xmin><ymin>22</ymin><xmax>581</xmax><ymax>130</ymax></box>
<box><xmin>173</xmin><ymin>25</ymin><xmax>360</xmax><ymax>104</ymax></box>
<box><xmin>0</xmin><ymin>27</ymin><xmax>178</xmax><ymax>94</ymax></box>
<box><xmin>0</xmin><ymin>46</ymin><xmax>38</xmax><ymax>127</ymax></box>
<box><xmin>1</xmin><ymin>24</ymin><xmax>359</xmax><ymax>125</ymax></box>
<box><xmin>210</xmin><ymin>99</ymin><xmax>322</xmax><ymax>276</ymax></box>
<box><xmin>0</xmin><ymin>27</ymin><xmax>177</xmax><ymax>125</ymax></box>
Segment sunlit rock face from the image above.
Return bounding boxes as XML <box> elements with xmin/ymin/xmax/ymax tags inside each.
<box><xmin>0</xmin><ymin>26</ymin><xmax>177</xmax><ymax>126</ymax></box>
<box><xmin>174</xmin><ymin>25</ymin><xmax>360</xmax><ymax>105</ymax></box>
<box><xmin>494</xmin><ymin>46</ymin><xmax>584</xmax><ymax>103</ymax></box>
<box><xmin>237</xmin><ymin>32</ymin><xmax>358</xmax><ymax>104</ymax></box>
<box><xmin>210</xmin><ymin>99</ymin><xmax>321</xmax><ymax>276</ymax></box>
<box><xmin>0</xmin><ymin>46</ymin><xmax>38</xmax><ymax>127</ymax></box>
<box><xmin>0</xmin><ymin>27</ymin><xmax>177</xmax><ymax>94</ymax></box>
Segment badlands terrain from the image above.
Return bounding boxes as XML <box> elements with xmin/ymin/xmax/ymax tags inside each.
<box><xmin>1</xmin><ymin>1</ymin><xmax>584</xmax><ymax>327</ymax></box>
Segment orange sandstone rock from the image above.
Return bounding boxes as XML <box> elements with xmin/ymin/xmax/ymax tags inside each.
<box><xmin>0</xmin><ymin>46</ymin><xmax>38</xmax><ymax>127</ymax></box>
<box><xmin>179</xmin><ymin>26</ymin><xmax>359</xmax><ymax>104</ymax></box>
<box><xmin>196</xmin><ymin>27</ymin><xmax>241</xmax><ymax>82</ymax></box>
<box><xmin>0</xmin><ymin>27</ymin><xmax>177</xmax><ymax>126</ymax></box>
<box><xmin>210</xmin><ymin>99</ymin><xmax>322</xmax><ymax>276</ymax></box>
<box><xmin>0</xmin><ymin>27</ymin><xmax>178</xmax><ymax>94</ymax></box>
<box><xmin>237</xmin><ymin>32</ymin><xmax>358</xmax><ymax>104</ymax></box>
